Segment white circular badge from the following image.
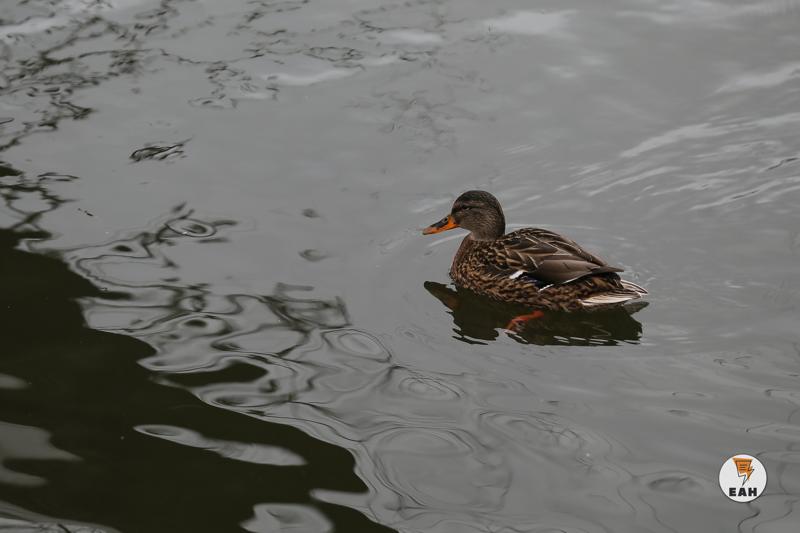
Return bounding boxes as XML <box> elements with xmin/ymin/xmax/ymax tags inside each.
<box><xmin>719</xmin><ymin>454</ymin><xmax>766</xmax><ymax>502</ymax></box>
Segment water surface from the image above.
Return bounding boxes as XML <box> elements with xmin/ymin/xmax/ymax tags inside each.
<box><xmin>1</xmin><ymin>0</ymin><xmax>800</xmax><ymax>532</ymax></box>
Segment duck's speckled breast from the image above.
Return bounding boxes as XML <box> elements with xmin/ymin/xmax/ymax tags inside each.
<box><xmin>449</xmin><ymin>236</ymin><xmax>539</xmax><ymax>300</ymax></box>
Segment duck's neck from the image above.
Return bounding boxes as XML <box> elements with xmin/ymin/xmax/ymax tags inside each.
<box><xmin>469</xmin><ymin>212</ymin><xmax>505</xmax><ymax>240</ymax></box>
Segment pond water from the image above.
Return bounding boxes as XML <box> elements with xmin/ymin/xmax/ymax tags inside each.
<box><xmin>1</xmin><ymin>0</ymin><xmax>799</xmax><ymax>532</ymax></box>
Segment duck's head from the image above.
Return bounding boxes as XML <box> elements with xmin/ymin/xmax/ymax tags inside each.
<box><xmin>423</xmin><ymin>190</ymin><xmax>506</xmax><ymax>240</ymax></box>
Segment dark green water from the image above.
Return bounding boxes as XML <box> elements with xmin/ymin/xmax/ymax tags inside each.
<box><xmin>1</xmin><ymin>1</ymin><xmax>799</xmax><ymax>532</ymax></box>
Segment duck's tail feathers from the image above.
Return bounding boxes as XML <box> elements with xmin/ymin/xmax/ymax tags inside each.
<box><xmin>579</xmin><ymin>279</ymin><xmax>647</xmax><ymax>309</ymax></box>
<box><xmin>620</xmin><ymin>280</ymin><xmax>648</xmax><ymax>295</ymax></box>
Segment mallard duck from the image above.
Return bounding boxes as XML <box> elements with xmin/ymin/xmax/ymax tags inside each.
<box><xmin>422</xmin><ymin>190</ymin><xmax>647</xmax><ymax>313</ymax></box>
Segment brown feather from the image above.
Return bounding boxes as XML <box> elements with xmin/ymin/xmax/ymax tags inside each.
<box><xmin>425</xmin><ymin>191</ymin><xmax>647</xmax><ymax>311</ymax></box>
<box><xmin>450</xmin><ymin>228</ymin><xmax>642</xmax><ymax>311</ymax></box>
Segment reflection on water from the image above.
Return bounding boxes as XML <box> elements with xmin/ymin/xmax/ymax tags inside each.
<box><xmin>0</xmin><ymin>232</ymin><xmax>394</xmax><ymax>533</ymax></box>
<box><xmin>424</xmin><ymin>281</ymin><xmax>645</xmax><ymax>346</ymax></box>
<box><xmin>129</xmin><ymin>140</ymin><xmax>190</xmax><ymax>163</ymax></box>
<box><xmin>0</xmin><ymin>223</ymin><xmax>396</xmax><ymax>531</ymax></box>
<box><xmin>0</xmin><ymin>173</ymin><xmax>392</xmax><ymax>532</ymax></box>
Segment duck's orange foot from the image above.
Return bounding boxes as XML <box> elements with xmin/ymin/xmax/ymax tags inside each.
<box><xmin>506</xmin><ymin>310</ymin><xmax>545</xmax><ymax>332</ymax></box>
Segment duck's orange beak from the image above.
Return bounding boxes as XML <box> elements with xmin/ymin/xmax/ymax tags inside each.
<box><xmin>423</xmin><ymin>214</ymin><xmax>459</xmax><ymax>235</ymax></box>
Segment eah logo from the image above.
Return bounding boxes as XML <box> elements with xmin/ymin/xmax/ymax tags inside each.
<box><xmin>719</xmin><ymin>454</ymin><xmax>766</xmax><ymax>502</ymax></box>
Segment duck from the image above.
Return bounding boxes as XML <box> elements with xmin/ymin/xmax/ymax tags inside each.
<box><xmin>422</xmin><ymin>190</ymin><xmax>647</xmax><ymax>317</ymax></box>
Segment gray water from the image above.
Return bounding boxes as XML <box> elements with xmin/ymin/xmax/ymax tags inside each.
<box><xmin>1</xmin><ymin>1</ymin><xmax>799</xmax><ymax>532</ymax></box>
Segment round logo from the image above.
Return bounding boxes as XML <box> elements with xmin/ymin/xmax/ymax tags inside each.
<box><xmin>719</xmin><ymin>454</ymin><xmax>766</xmax><ymax>502</ymax></box>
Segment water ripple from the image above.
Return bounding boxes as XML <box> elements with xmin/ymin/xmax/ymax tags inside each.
<box><xmin>370</xmin><ymin>427</ymin><xmax>510</xmax><ymax>511</ymax></box>
<box><xmin>3</xmin><ymin>1</ymin><xmax>800</xmax><ymax>532</ymax></box>
<box><xmin>135</xmin><ymin>424</ymin><xmax>306</xmax><ymax>465</ymax></box>
<box><xmin>242</xmin><ymin>503</ymin><xmax>332</xmax><ymax>533</ymax></box>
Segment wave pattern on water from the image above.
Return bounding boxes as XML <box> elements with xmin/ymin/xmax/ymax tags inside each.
<box><xmin>2</xmin><ymin>0</ymin><xmax>800</xmax><ymax>532</ymax></box>
<box><xmin>11</xmin><ymin>207</ymin><xmax>657</xmax><ymax>532</ymax></box>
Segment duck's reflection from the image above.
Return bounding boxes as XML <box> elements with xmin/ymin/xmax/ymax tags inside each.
<box><xmin>424</xmin><ymin>281</ymin><xmax>646</xmax><ymax>346</ymax></box>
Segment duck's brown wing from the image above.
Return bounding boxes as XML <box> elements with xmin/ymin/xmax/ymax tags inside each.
<box><xmin>485</xmin><ymin>228</ymin><xmax>624</xmax><ymax>285</ymax></box>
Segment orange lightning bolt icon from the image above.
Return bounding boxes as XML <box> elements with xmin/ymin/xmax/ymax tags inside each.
<box><xmin>733</xmin><ymin>457</ymin><xmax>754</xmax><ymax>485</ymax></box>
